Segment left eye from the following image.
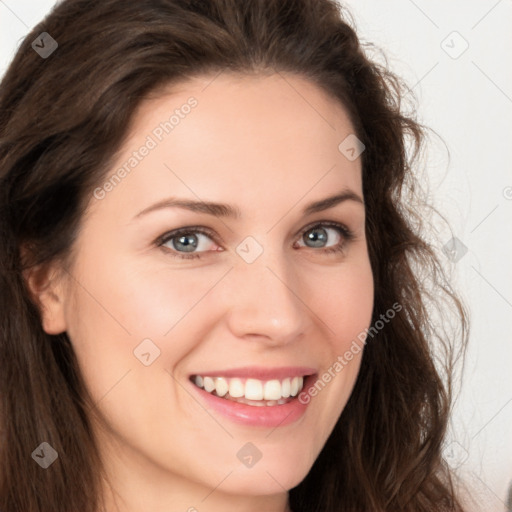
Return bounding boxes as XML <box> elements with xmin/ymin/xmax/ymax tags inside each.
<box><xmin>296</xmin><ymin>225</ymin><xmax>342</xmax><ymax>249</ymax></box>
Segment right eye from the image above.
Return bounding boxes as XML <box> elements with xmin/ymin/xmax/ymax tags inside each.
<box><xmin>157</xmin><ymin>227</ymin><xmax>222</xmax><ymax>260</ymax></box>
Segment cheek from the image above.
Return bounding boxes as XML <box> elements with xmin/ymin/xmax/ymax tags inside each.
<box><xmin>300</xmin><ymin>258</ymin><xmax>373</xmax><ymax>427</ymax></box>
<box><xmin>64</xmin><ymin>252</ymin><xmax>228</xmax><ymax>393</ymax></box>
<box><xmin>109</xmin><ymin>260</ymin><xmax>227</xmax><ymax>337</ymax></box>
<box><xmin>71</xmin><ymin>244</ymin><xmax>222</xmax><ymax>340</ymax></box>
<box><xmin>307</xmin><ymin>257</ymin><xmax>374</xmax><ymax>347</ymax></box>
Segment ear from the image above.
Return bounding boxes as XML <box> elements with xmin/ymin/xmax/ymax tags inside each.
<box><xmin>22</xmin><ymin>252</ymin><xmax>68</xmax><ymax>335</ymax></box>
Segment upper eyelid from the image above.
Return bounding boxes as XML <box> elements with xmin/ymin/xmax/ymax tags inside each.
<box><xmin>295</xmin><ymin>220</ymin><xmax>352</xmax><ymax>237</ymax></box>
<box><xmin>158</xmin><ymin>225</ymin><xmax>221</xmax><ymax>245</ymax></box>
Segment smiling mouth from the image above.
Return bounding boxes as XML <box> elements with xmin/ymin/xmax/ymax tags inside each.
<box><xmin>190</xmin><ymin>374</ymin><xmax>309</xmax><ymax>407</ymax></box>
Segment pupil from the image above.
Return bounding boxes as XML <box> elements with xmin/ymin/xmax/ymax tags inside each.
<box><xmin>173</xmin><ymin>234</ymin><xmax>198</xmax><ymax>252</ymax></box>
<box><xmin>305</xmin><ymin>228</ymin><xmax>327</xmax><ymax>248</ymax></box>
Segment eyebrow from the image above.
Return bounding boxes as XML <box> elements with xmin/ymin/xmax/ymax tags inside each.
<box><xmin>132</xmin><ymin>189</ymin><xmax>364</xmax><ymax>221</ymax></box>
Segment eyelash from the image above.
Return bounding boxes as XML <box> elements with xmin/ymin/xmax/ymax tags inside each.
<box><xmin>156</xmin><ymin>221</ymin><xmax>355</xmax><ymax>260</ymax></box>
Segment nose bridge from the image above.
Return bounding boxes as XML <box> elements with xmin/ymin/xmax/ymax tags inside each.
<box><xmin>225</xmin><ymin>246</ymin><xmax>307</xmax><ymax>343</ymax></box>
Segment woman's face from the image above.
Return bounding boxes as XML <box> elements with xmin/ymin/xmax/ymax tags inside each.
<box><xmin>41</xmin><ymin>72</ymin><xmax>374</xmax><ymax>509</ymax></box>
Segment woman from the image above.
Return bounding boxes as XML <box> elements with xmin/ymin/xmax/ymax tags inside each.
<box><xmin>0</xmin><ymin>0</ymin><xmax>468</xmax><ymax>511</ymax></box>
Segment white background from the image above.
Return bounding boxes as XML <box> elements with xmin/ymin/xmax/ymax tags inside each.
<box><xmin>1</xmin><ymin>1</ymin><xmax>511</xmax><ymax>510</ymax></box>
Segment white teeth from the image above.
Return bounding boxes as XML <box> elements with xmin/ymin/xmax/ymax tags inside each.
<box><xmin>281</xmin><ymin>378</ymin><xmax>291</xmax><ymax>398</ymax></box>
<box><xmin>245</xmin><ymin>379</ymin><xmax>264</xmax><ymax>400</ymax></box>
<box><xmin>192</xmin><ymin>374</ymin><xmax>307</xmax><ymax>403</ymax></box>
<box><xmin>263</xmin><ymin>379</ymin><xmax>282</xmax><ymax>400</ymax></box>
<box><xmin>290</xmin><ymin>376</ymin><xmax>300</xmax><ymax>397</ymax></box>
<box><xmin>215</xmin><ymin>377</ymin><xmax>229</xmax><ymax>397</ymax></box>
<box><xmin>228</xmin><ymin>378</ymin><xmax>245</xmax><ymax>398</ymax></box>
<box><xmin>203</xmin><ymin>376</ymin><xmax>215</xmax><ymax>393</ymax></box>
<box><xmin>292</xmin><ymin>377</ymin><xmax>304</xmax><ymax>396</ymax></box>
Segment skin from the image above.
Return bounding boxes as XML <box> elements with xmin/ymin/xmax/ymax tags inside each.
<box><xmin>29</xmin><ymin>72</ymin><xmax>374</xmax><ymax>512</ymax></box>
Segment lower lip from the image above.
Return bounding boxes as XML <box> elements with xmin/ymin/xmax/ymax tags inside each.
<box><xmin>190</xmin><ymin>375</ymin><xmax>315</xmax><ymax>428</ymax></box>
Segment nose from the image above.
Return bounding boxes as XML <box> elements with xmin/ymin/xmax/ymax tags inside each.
<box><xmin>224</xmin><ymin>252</ymin><xmax>308</xmax><ymax>346</ymax></box>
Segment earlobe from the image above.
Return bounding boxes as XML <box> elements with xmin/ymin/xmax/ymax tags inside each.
<box><xmin>22</xmin><ymin>261</ymin><xmax>68</xmax><ymax>335</ymax></box>
<box><xmin>39</xmin><ymin>285</ymin><xmax>68</xmax><ymax>335</ymax></box>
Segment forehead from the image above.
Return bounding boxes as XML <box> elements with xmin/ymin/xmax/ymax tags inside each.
<box><xmin>86</xmin><ymin>72</ymin><xmax>362</xmax><ymax>222</ymax></box>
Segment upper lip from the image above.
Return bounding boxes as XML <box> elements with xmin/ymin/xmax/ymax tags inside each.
<box><xmin>190</xmin><ymin>366</ymin><xmax>317</xmax><ymax>380</ymax></box>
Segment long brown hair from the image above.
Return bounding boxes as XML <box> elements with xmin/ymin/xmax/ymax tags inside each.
<box><xmin>0</xmin><ymin>0</ymin><xmax>468</xmax><ymax>510</ymax></box>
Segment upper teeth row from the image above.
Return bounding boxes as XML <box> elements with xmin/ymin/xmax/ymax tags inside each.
<box><xmin>194</xmin><ymin>375</ymin><xmax>305</xmax><ymax>401</ymax></box>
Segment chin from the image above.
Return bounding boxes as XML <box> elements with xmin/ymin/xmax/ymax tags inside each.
<box><xmin>217</xmin><ymin>465</ymin><xmax>309</xmax><ymax>496</ymax></box>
